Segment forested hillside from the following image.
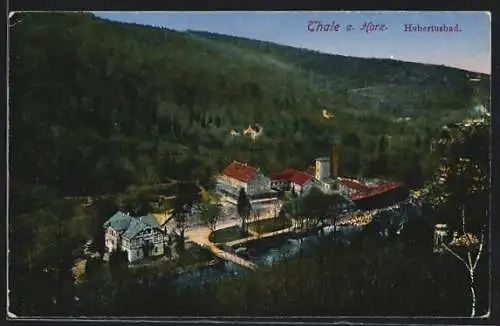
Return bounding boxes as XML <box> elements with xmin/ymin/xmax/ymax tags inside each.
<box><xmin>9</xmin><ymin>12</ymin><xmax>490</xmax><ymax>216</ymax></box>
<box><xmin>189</xmin><ymin>29</ymin><xmax>488</xmax><ymax>105</ymax></box>
<box><xmin>8</xmin><ymin>12</ymin><xmax>491</xmax><ymax>317</ymax></box>
<box><xmin>9</xmin><ymin>113</ymin><xmax>490</xmax><ymax>317</ymax></box>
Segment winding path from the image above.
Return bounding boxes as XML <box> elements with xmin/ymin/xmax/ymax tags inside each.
<box><xmin>185</xmin><ymin>210</ymin><xmax>277</xmax><ymax>270</ymax></box>
<box><xmin>198</xmin><ymin>242</ymin><xmax>258</xmax><ymax>270</ymax></box>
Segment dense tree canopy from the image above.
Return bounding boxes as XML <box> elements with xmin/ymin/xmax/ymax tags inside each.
<box><xmin>10</xmin><ymin>12</ymin><xmax>489</xmax><ymax>216</ymax></box>
<box><xmin>421</xmin><ymin>116</ymin><xmax>490</xmax><ymax>234</ymax></box>
<box><xmin>8</xmin><ymin>12</ymin><xmax>490</xmax><ymax>318</ymax></box>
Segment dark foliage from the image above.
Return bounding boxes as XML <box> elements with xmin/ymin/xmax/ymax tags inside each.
<box><xmin>8</xmin><ymin>12</ymin><xmax>490</xmax><ymax>318</ymax></box>
<box><xmin>237</xmin><ymin>188</ymin><xmax>252</xmax><ymax>234</ymax></box>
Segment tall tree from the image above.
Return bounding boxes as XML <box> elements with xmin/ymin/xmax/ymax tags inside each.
<box><xmin>173</xmin><ymin>196</ymin><xmax>189</xmax><ymax>246</ymax></box>
<box><xmin>440</xmin><ymin>206</ymin><xmax>486</xmax><ymax>317</ymax></box>
<box><xmin>424</xmin><ymin>117</ymin><xmax>490</xmax><ymax>317</ymax></box>
<box><xmin>237</xmin><ymin>188</ymin><xmax>251</xmax><ymax>236</ymax></box>
<box><xmin>108</xmin><ymin>244</ymin><xmax>129</xmax><ymax>281</ymax></box>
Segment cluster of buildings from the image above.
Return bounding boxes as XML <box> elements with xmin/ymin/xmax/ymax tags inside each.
<box><xmin>214</xmin><ymin>143</ymin><xmax>342</xmax><ymax>206</ymax></box>
<box><xmin>102</xmin><ymin>143</ymin><xmax>407</xmax><ymax>263</ymax></box>
<box><xmin>215</xmin><ymin>143</ymin><xmax>408</xmax><ymax>210</ymax></box>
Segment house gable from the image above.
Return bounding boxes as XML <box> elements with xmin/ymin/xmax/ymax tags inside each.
<box><xmin>141</xmin><ymin>227</ymin><xmax>152</xmax><ymax>236</ymax></box>
<box><xmin>139</xmin><ymin>214</ymin><xmax>160</xmax><ymax>228</ymax></box>
<box><xmin>121</xmin><ymin>214</ymin><xmax>161</xmax><ymax>240</ymax></box>
<box><xmin>103</xmin><ymin>211</ymin><xmax>132</xmax><ymax>231</ymax></box>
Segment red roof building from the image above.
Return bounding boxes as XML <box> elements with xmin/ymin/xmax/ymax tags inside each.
<box><xmin>269</xmin><ymin>168</ymin><xmax>312</xmax><ymax>186</ymax></box>
<box><xmin>338</xmin><ymin>178</ymin><xmax>371</xmax><ymax>192</ymax></box>
<box><xmin>349</xmin><ymin>181</ymin><xmax>403</xmax><ymax>201</ymax></box>
<box><xmin>289</xmin><ymin>171</ymin><xmax>313</xmax><ymax>186</ymax></box>
<box><xmin>222</xmin><ymin>161</ymin><xmax>258</xmax><ymax>183</ymax></box>
<box><xmin>269</xmin><ymin>168</ymin><xmax>299</xmax><ymax>182</ymax></box>
<box><xmin>269</xmin><ymin>167</ymin><xmax>314</xmax><ymax>192</ymax></box>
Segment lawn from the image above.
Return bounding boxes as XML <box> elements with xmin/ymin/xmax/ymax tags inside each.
<box><xmin>247</xmin><ymin>217</ymin><xmax>292</xmax><ymax>235</ymax></box>
<box><xmin>178</xmin><ymin>244</ymin><xmax>216</xmax><ymax>267</ymax></box>
<box><xmin>209</xmin><ymin>226</ymin><xmax>248</xmax><ymax>244</ymax></box>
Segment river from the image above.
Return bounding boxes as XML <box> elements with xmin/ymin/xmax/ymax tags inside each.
<box><xmin>172</xmin><ymin>198</ymin><xmax>422</xmax><ymax>292</ymax></box>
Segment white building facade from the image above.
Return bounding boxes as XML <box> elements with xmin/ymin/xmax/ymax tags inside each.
<box><xmin>270</xmin><ymin>179</ymin><xmax>290</xmax><ymax>191</ymax></box>
<box><xmin>216</xmin><ymin>161</ymin><xmax>271</xmax><ymax>203</ymax></box>
<box><xmin>246</xmin><ymin>173</ymin><xmax>271</xmax><ymax>195</ymax></box>
<box><xmin>103</xmin><ymin>212</ymin><xmax>168</xmax><ymax>263</ymax></box>
<box><xmin>269</xmin><ymin>168</ymin><xmax>295</xmax><ymax>191</ymax></box>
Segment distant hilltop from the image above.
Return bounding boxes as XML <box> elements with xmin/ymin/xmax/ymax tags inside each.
<box><xmin>187</xmin><ymin>29</ymin><xmax>490</xmax><ymax>78</ymax></box>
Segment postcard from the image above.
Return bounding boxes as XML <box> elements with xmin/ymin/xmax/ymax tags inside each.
<box><xmin>7</xmin><ymin>10</ymin><xmax>492</xmax><ymax>322</ymax></box>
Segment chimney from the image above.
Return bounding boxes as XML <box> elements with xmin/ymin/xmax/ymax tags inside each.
<box><xmin>330</xmin><ymin>142</ymin><xmax>338</xmax><ymax>179</ymax></box>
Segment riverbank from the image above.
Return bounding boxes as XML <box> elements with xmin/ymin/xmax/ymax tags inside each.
<box><xmin>168</xmin><ymin>197</ymin><xmax>423</xmax><ymax>289</ymax></box>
